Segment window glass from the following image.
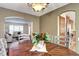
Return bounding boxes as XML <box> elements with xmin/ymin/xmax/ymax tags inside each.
<box><xmin>9</xmin><ymin>24</ymin><xmax>23</xmax><ymax>34</ymax></box>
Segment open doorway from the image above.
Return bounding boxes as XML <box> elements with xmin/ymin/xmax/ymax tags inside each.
<box><xmin>4</xmin><ymin>16</ymin><xmax>33</xmax><ymax>44</ymax></box>
<box><xmin>57</xmin><ymin>11</ymin><xmax>76</xmax><ymax>51</ymax></box>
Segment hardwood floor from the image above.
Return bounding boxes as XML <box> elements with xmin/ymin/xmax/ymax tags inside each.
<box><xmin>8</xmin><ymin>40</ymin><xmax>79</xmax><ymax>56</ymax></box>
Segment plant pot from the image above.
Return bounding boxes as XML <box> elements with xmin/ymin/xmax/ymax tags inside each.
<box><xmin>30</xmin><ymin>40</ymin><xmax>48</xmax><ymax>52</ymax></box>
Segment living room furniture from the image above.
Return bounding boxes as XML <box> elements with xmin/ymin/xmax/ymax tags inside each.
<box><xmin>0</xmin><ymin>38</ymin><xmax>7</xmax><ymax>56</ymax></box>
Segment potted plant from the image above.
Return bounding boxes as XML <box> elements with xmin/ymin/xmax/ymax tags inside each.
<box><xmin>30</xmin><ymin>32</ymin><xmax>51</xmax><ymax>52</ymax></box>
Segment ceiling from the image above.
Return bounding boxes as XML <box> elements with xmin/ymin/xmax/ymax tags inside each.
<box><xmin>0</xmin><ymin>3</ymin><xmax>69</xmax><ymax>16</ymax></box>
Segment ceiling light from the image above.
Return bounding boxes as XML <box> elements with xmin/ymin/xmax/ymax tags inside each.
<box><xmin>28</xmin><ymin>3</ymin><xmax>49</xmax><ymax>12</ymax></box>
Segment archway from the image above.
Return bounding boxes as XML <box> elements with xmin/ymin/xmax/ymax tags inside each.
<box><xmin>4</xmin><ymin>16</ymin><xmax>33</xmax><ymax>42</ymax></box>
<box><xmin>57</xmin><ymin>11</ymin><xmax>76</xmax><ymax>51</ymax></box>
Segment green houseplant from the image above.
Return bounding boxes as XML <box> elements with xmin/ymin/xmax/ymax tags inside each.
<box><xmin>32</xmin><ymin>32</ymin><xmax>51</xmax><ymax>45</ymax></box>
<box><xmin>30</xmin><ymin>32</ymin><xmax>51</xmax><ymax>52</ymax></box>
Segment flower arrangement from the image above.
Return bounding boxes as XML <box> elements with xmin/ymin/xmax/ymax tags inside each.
<box><xmin>32</xmin><ymin>32</ymin><xmax>51</xmax><ymax>45</ymax></box>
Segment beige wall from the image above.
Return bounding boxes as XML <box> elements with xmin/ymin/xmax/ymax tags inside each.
<box><xmin>0</xmin><ymin>7</ymin><xmax>40</xmax><ymax>38</ymax></box>
<box><xmin>40</xmin><ymin>3</ymin><xmax>79</xmax><ymax>53</ymax></box>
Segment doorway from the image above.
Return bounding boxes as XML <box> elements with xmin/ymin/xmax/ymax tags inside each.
<box><xmin>4</xmin><ymin>16</ymin><xmax>33</xmax><ymax>42</ymax></box>
<box><xmin>58</xmin><ymin>11</ymin><xmax>76</xmax><ymax>51</ymax></box>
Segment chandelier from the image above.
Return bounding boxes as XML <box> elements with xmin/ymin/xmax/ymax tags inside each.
<box><xmin>28</xmin><ymin>3</ymin><xmax>49</xmax><ymax>12</ymax></box>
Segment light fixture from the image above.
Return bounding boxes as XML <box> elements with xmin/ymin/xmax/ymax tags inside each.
<box><xmin>28</xmin><ymin>3</ymin><xmax>49</xmax><ymax>12</ymax></box>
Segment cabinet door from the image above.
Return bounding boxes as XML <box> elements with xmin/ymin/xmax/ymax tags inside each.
<box><xmin>70</xmin><ymin>31</ymin><xmax>76</xmax><ymax>51</ymax></box>
<box><xmin>66</xmin><ymin>16</ymin><xmax>76</xmax><ymax>51</ymax></box>
<box><xmin>59</xmin><ymin>16</ymin><xmax>66</xmax><ymax>46</ymax></box>
<box><xmin>66</xmin><ymin>16</ymin><xmax>72</xmax><ymax>48</ymax></box>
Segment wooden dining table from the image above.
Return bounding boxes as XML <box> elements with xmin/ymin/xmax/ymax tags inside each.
<box><xmin>8</xmin><ymin>40</ymin><xmax>79</xmax><ymax>56</ymax></box>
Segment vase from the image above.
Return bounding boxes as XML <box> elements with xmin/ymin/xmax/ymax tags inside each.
<box><xmin>30</xmin><ymin>40</ymin><xmax>48</xmax><ymax>52</ymax></box>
